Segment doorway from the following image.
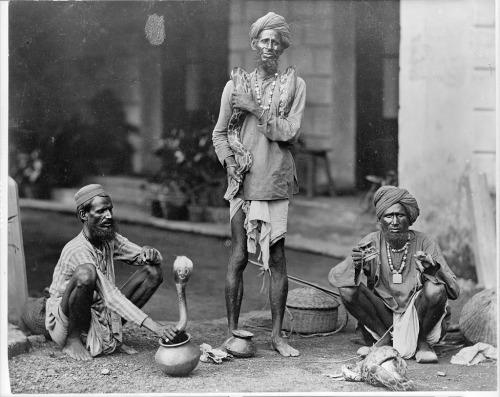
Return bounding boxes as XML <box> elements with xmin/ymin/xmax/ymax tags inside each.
<box><xmin>355</xmin><ymin>0</ymin><xmax>400</xmax><ymax>189</ymax></box>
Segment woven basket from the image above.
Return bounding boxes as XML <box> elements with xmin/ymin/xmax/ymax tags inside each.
<box><xmin>459</xmin><ymin>288</ymin><xmax>497</xmax><ymax>346</ymax></box>
<box><xmin>282</xmin><ymin>287</ymin><xmax>341</xmax><ymax>334</ymax></box>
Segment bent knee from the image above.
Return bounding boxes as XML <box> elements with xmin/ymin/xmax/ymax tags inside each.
<box><xmin>422</xmin><ymin>282</ymin><xmax>447</xmax><ymax>304</ymax></box>
<box><xmin>74</xmin><ymin>264</ymin><xmax>97</xmax><ymax>287</ymax></box>
<box><xmin>143</xmin><ymin>264</ymin><xmax>163</xmax><ymax>284</ymax></box>
<box><xmin>339</xmin><ymin>286</ymin><xmax>359</xmax><ymax>303</ymax></box>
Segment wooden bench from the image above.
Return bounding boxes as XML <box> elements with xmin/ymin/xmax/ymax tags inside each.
<box><xmin>296</xmin><ymin>144</ymin><xmax>335</xmax><ymax>198</ymax></box>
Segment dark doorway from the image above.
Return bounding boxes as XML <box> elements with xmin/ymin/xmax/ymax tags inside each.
<box><xmin>160</xmin><ymin>0</ymin><xmax>229</xmax><ymax>133</ymax></box>
<box><xmin>355</xmin><ymin>1</ymin><xmax>400</xmax><ymax>189</ymax></box>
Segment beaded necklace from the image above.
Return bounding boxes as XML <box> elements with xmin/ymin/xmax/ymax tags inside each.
<box><xmin>254</xmin><ymin>73</ymin><xmax>278</xmax><ymax>110</ymax></box>
<box><xmin>386</xmin><ymin>233</ymin><xmax>411</xmax><ymax>284</ymax></box>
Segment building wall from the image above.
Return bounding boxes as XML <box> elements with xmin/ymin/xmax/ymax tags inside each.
<box><xmin>399</xmin><ymin>0</ymin><xmax>496</xmax><ymax>278</ymax></box>
<box><xmin>228</xmin><ymin>0</ymin><xmax>357</xmax><ymax>191</ymax></box>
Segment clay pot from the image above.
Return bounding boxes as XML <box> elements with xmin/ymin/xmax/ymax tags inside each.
<box><xmin>155</xmin><ymin>334</ymin><xmax>201</xmax><ymax>377</ymax></box>
<box><xmin>225</xmin><ymin>330</ymin><xmax>257</xmax><ymax>358</ymax></box>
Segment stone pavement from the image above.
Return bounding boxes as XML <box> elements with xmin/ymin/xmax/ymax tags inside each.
<box><xmin>8</xmin><ymin>193</ymin><xmax>376</xmax><ymax>359</ymax></box>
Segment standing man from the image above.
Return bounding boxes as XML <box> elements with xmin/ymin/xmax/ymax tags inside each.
<box><xmin>212</xmin><ymin>12</ymin><xmax>306</xmax><ymax>357</ymax></box>
<box><xmin>329</xmin><ymin>186</ymin><xmax>460</xmax><ymax>363</ymax></box>
<box><xmin>46</xmin><ymin>184</ymin><xmax>178</xmax><ymax>361</ymax></box>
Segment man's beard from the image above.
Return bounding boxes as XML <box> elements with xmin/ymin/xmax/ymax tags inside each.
<box><xmin>385</xmin><ymin>231</ymin><xmax>409</xmax><ymax>250</ymax></box>
<box><xmin>88</xmin><ymin>219</ymin><xmax>118</xmax><ymax>244</ymax></box>
<box><xmin>255</xmin><ymin>48</ymin><xmax>279</xmax><ymax>74</ymax></box>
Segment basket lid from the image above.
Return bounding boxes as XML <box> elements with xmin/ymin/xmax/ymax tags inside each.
<box><xmin>286</xmin><ymin>287</ymin><xmax>340</xmax><ymax>309</ymax></box>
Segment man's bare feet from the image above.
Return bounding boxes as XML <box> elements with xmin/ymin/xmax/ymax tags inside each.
<box><xmin>62</xmin><ymin>336</ymin><xmax>93</xmax><ymax>361</ymax></box>
<box><xmin>118</xmin><ymin>344</ymin><xmax>138</xmax><ymax>355</ymax></box>
<box><xmin>415</xmin><ymin>340</ymin><xmax>438</xmax><ymax>363</ymax></box>
<box><xmin>271</xmin><ymin>336</ymin><xmax>299</xmax><ymax>357</ymax></box>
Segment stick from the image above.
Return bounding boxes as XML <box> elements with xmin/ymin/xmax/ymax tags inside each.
<box><xmin>248</xmin><ymin>259</ymin><xmax>341</xmax><ymax>299</ymax></box>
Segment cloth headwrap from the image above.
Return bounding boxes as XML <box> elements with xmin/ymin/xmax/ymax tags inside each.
<box><xmin>249</xmin><ymin>12</ymin><xmax>291</xmax><ymax>49</ymax></box>
<box><xmin>373</xmin><ymin>186</ymin><xmax>420</xmax><ymax>225</ymax></box>
<box><xmin>75</xmin><ymin>184</ymin><xmax>108</xmax><ymax>207</ymax></box>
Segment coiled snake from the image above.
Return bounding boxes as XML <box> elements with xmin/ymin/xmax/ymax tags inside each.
<box><xmin>342</xmin><ymin>346</ymin><xmax>415</xmax><ymax>391</ymax></box>
<box><xmin>224</xmin><ymin>66</ymin><xmax>297</xmax><ymax>201</ymax></box>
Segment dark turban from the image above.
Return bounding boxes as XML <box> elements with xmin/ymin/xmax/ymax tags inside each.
<box><xmin>373</xmin><ymin>186</ymin><xmax>420</xmax><ymax>225</ymax></box>
<box><xmin>249</xmin><ymin>12</ymin><xmax>291</xmax><ymax>49</ymax></box>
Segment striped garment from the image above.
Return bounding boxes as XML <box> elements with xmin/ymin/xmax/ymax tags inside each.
<box><xmin>46</xmin><ymin>231</ymin><xmax>149</xmax><ymax>356</ymax></box>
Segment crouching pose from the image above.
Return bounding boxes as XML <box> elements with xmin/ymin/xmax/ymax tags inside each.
<box><xmin>46</xmin><ymin>184</ymin><xmax>178</xmax><ymax>361</ymax></box>
<box><xmin>329</xmin><ymin>186</ymin><xmax>460</xmax><ymax>363</ymax></box>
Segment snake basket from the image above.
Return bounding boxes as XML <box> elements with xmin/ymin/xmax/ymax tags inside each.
<box><xmin>459</xmin><ymin>288</ymin><xmax>497</xmax><ymax>346</ymax></box>
<box><xmin>282</xmin><ymin>287</ymin><xmax>342</xmax><ymax>334</ymax></box>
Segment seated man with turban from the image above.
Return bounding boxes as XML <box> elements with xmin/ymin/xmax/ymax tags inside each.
<box><xmin>45</xmin><ymin>184</ymin><xmax>179</xmax><ymax>361</ymax></box>
<box><xmin>212</xmin><ymin>12</ymin><xmax>306</xmax><ymax>357</ymax></box>
<box><xmin>329</xmin><ymin>186</ymin><xmax>460</xmax><ymax>363</ymax></box>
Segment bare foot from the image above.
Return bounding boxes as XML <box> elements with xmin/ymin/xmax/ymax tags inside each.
<box><xmin>271</xmin><ymin>336</ymin><xmax>299</xmax><ymax>357</ymax></box>
<box><xmin>118</xmin><ymin>344</ymin><xmax>138</xmax><ymax>355</ymax></box>
<box><xmin>415</xmin><ymin>340</ymin><xmax>438</xmax><ymax>363</ymax></box>
<box><xmin>62</xmin><ymin>336</ymin><xmax>93</xmax><ymax>361</ymax></box>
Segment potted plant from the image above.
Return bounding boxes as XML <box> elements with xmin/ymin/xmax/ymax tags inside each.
<box><xmin>151</xmin><ymin>125</ymin><xmax>227</xmax><ymax>222</ymax></box>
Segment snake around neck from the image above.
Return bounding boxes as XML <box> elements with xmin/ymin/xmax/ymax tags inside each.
<box><xmin>223</xmin><ymin>66</ymin><xmax>298</xmax><ymax>201</ymax></box>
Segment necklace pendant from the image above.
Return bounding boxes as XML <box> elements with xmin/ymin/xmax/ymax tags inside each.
<box><xmin>392</xmin><ymin>273</ymin><xmax>403</xmax><ymax>284</ymax></box>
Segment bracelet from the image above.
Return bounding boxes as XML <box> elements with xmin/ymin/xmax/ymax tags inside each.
<box><xmin>225</xmin><ymin>164</ymin><xmax>237</xmax><ymax>169</ymax></box>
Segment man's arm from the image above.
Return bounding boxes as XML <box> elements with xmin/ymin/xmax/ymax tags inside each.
<box><xmin>256</xmin><ymin>77</ymin><xmax>306</xmax><ymax>144</ymax></box>
<box><xmin>113</xmin><ymin>234</ymin><xmax>162</xmax><ymax>267</ymax></box>
<box><xmin>212</xmin><ymin>81</ymin><xmax>235</xmax><ymax>166</ymax></box>
<box><xmin>415</xmin><ymin>236</ymin><xmax>460</xmax><ymax>300</ymax></box>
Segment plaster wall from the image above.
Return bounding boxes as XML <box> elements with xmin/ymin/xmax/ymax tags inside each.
<box><xmin>229</xmin><ymin>0</ymin><xmax>357</xmax><ymax>191</ymax></box>
<box><xmin>399</xmin><ymin>0</ymin><xmax>496</xmax><ymax>277</ymax></box>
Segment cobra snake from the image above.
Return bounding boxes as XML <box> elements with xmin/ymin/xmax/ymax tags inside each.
<box><xmin>159</xmin><ymin>256</ymin><xmax>193</xmax><ymax>345</ymax></box>
<box><xmin>224</xmin><ymin>66</ymin><xmax>297</xmax><ymax>201</ymax></box>
<box><xmin>342</xmin><ymin>345</ymin><xmax>415</xmax><ymax>391</ymax></box>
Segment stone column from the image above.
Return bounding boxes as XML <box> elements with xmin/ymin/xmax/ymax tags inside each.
<box><xmin>8</xmin><ymin>177</ymin><xmax>28</xmax><ymax>323</ymax></box>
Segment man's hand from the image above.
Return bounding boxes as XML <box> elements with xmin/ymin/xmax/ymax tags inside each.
<box><xmin>160</xmin><ymin>324</ymin><xmax>179</xmax><ymax>342</ymax></box>
<box><xmin>225</xmin><ymin>157</ymin><xmax>242</xmax><ymax>184</ymax></box>
<box><xmin>414</xmin><ymin>251</ymin><xmax>437</xmax><ymax>274</ymax></box>
<box><xmin>351</xmin><ymin>247</ymin><xmax>363</xmax><ymax>269</ymax></box>
<box><xmin>232</xmin><ymin>92</ymin><xmax>260</xmax><ymax>114</ymax></box>
<box><xmin>226</xmin><ymin>166</ymin><xmax>242</xmax><ymax>184</ymax></box>
<box><xmin>140</xmin><ymin>246</ymin><xmax>162</xmax><ymax>266</ymax></box>
<box><xmin>142</xmin><ymin>317</ymin><xmax>178</xmax><ymax>341</ymax></box>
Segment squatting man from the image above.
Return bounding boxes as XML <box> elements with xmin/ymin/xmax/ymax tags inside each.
<box><xmin>45</xmin><ymin>184</ymin><xmax>179</xmax><ymax>361</ymax></box>
<box><xmin>329</xmin><ymin>186</ymin><xmax>460</xmax><ymax>363</ymax></box>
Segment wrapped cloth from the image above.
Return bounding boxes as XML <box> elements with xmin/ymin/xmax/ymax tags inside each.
<box><xmin>450</xmin><ymin>343</ymin><xmax>497</xmax><ymax>366</ymax></box>
<box><xmin>373</xmin><ymin>186</ymin><xmax>420</xmax><ymax>225</ymax></box>
<box><xmin>249</xmin><ymin>12</ymin><xmax>291</xmax><ymax>48</ymax></box>
<box><xmin>199</xmin><ymin>343</ymin><xmax>232</xmax><ymax>364</ymax></box>
<box><xmin>230</xmin><ymin>198</ymin><xmax>289</xmax><ymax>271</ymax></box>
